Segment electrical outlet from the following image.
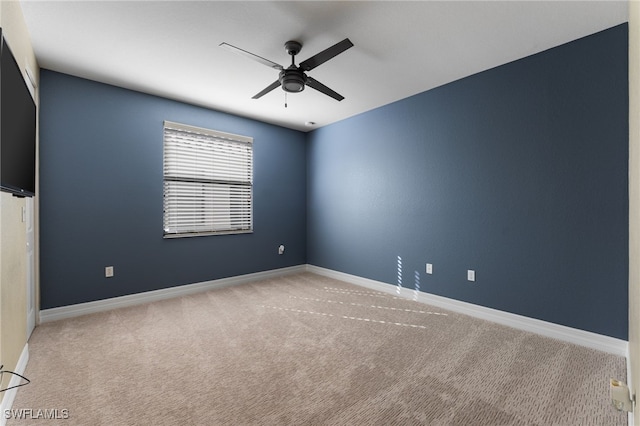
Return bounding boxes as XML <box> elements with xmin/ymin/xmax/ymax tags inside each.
<box><xmin>105</xmin><ymin>266</ymin><xmax>114</xmax><ymax>278</ymax></box>
<box><xmin>467</xmin><ymin>270</ymin><xmax>475</xmax><ymax>282</ymax></box>
<box><xmin>610</xmin><ymin>379</ymin><xmax>634</xmax><ymax>412</ymax></box>
<box><xmin>426</xmin><ymin>263</ymin><xmax>433</xmax><ymax>274</ymax></box>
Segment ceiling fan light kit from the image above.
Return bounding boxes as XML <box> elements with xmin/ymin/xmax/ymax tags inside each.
<box><xmin>280</xmin><ymin>68</ymin><xmax>307</xmax><ymax>93</ymax></box>
<box><xmin>220</xmin><ymin>38</ymin><xmax>354</xmax><ymax>102</ymax></box>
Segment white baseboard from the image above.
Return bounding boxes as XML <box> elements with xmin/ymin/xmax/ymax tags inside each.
<box><xmin>0</xmin><ymin>343</ymin><xmax>29</xmax><ymax>426</ymax></box>
<box><xmin>40</xmin><ymin>265</ymin><xmax>307</xmax><ymax>323</ymax></box>
<box><xmin>627</xmin><ymin>347</ymin><xmax>635</xmax><ymax>426</ymax></box>
<box><xmin>306</xmin><ymin>265</ymin><xmax>629</xmax><ymax>357</ymax></box>
<box><xmin>38</xmin><ymin>263</ymin><xmax>629</xmax><ymax>358</ymax></box>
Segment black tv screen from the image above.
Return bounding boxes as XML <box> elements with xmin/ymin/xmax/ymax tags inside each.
<box><xmin>0</xmin><ymin>30</ymin><xmax>36</xmax><ymax>197</ymax></box>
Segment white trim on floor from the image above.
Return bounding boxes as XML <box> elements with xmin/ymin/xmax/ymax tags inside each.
<box><xmin>38</xmin><ymin>263</ymin><xmax>628</xmax><ymax>359</ymax></box>
<box><xmin>627</xmin><ymin>347</ymin><xmax>635</xmax><ymax>426</ymax></box>
<box><xmin>39</xmin><ymin>265</ymin><xmax>307</xmax><ymax>323</ymax></box>
<box><xmin>0</xmin><ymin>343</ymin><xmax>29</xmax><ymax>426</ymax></box>
<box><xmin>306</xmin><ymin>265</ymin><xmax>629</xmax><ymax>357</ymax></box>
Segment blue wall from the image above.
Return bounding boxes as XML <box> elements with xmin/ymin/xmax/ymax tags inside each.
<box><xmin>39</xmin><ymin>71</ymin><xmax>307</xmax><ymax>309</ymax></box>
<box><xmin>307</xmin><ymin>25</ymin><xmax>629</xmax><ymax>339</ymax></box>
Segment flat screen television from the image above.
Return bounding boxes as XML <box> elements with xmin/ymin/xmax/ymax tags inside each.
<box><xmin>0</xmin><ymin>29</ymin><xmax>36</xmax><ymax>198</ymax></box>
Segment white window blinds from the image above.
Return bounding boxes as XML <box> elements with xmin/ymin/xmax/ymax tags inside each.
<box><xmin>163</xmin><ymin>121</ymin><xmax>253</xmax><ymax>238</ymax></box>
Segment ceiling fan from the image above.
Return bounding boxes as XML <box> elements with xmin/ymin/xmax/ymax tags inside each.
<box><xmin>219</xmin><ymin>38</ymin><xmax>354</xmax><ymax>101</ymax></box>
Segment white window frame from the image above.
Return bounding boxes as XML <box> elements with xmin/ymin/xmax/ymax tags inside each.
<box><xmin>163</xmin><ymin>121</ymin><xmax>253</xmax><ymax>238</ymax></box>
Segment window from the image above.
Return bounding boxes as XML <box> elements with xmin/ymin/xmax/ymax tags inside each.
<box><xmin>163</xmin><ymin>121</ymin><xmax>253</xmax><ymax>238</ymax></box>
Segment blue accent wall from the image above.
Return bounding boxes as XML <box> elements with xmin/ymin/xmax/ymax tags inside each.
<box><xmin>39</xmin><ymin>71</ymin><xmax>307</xmax><ymax>309</ymax></box>
<box><xmin>307</xmin><ymin>24</ymin><xmax>629</xmax><ymax>339</ymax></box>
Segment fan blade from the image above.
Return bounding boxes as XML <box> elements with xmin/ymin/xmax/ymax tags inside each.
<box><xmin>306</xmin><ymin>77</ymin><xmax>344</xmax><ymax>101</ymax></box>
<box><xmin>252</xmin><ymin>80</ymin><xmax>281</xmax><ymax>99</ymax></box>
<box><xmin>219</xmin><ymin>42</ymin><xmax>284</xmax><ymax>70</ymax></box>
<box><xmin>299</xmin><ymin>38</ymin><xmax>354</xmax><ymax>71</ymax></box>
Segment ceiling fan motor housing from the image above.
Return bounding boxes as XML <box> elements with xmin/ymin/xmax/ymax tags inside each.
<box><xmin>279</xmin><ymin>68</ymin><xmax>307</xmax><ymax>93</ymax></box>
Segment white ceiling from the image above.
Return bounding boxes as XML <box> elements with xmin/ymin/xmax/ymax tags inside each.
<box><xmin>20</xmin><ymin>1</ymin><xmax>629</xmax><ymax>132</ymax></box>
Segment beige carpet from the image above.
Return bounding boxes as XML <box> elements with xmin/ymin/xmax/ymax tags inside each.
<box><xmin>7</xmin><ymin>273</ymin><xmax>627</xmax><ymax>425</ymax></box>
